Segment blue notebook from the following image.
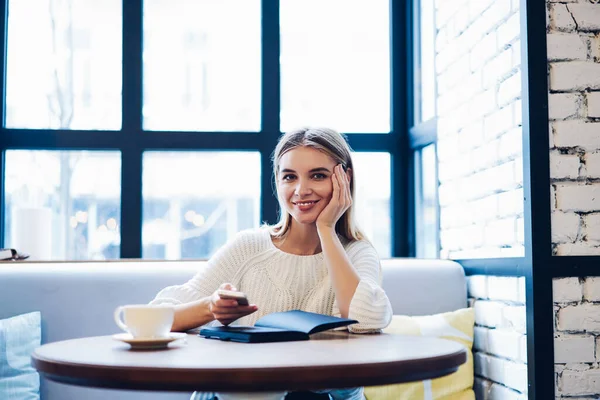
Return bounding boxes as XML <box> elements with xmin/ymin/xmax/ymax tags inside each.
<box><xmin>199</xmin><ymin>310</ymin><xmax>358</xmax><ymax>343</ymax></box>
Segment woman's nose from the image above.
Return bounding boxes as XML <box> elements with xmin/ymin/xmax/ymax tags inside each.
<box><xmin>294</xmin><ymin>180</ymin><xmax>313</xmax><ymax>196</ymax></box>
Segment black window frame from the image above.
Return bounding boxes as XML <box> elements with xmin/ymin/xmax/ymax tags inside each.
<box><xmin>0</xmin><ymin>0</ymin><xmax>412</xmax><ymax>260</ymax></box>
<box><xmin>408</xmin><ymin>0</ymin><xmax>439</xmax><ymax>259</ymax></box>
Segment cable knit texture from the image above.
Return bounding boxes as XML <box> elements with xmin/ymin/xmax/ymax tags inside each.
<box><xmin>151</xmin><ymin>228</ymin><xmax>392</xmax><ymax>333</ymax></box>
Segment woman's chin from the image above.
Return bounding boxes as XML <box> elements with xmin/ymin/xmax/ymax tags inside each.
<box><xmin>291</xmin><ymin>214</ymin><xmax>318</xmax><ymax>225</ymax></box>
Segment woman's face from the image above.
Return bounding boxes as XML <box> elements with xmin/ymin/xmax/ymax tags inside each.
<box><xmin>276</xmin><ymin>146</ymin><xmax>338</xmax><ymax>226</ymax></box>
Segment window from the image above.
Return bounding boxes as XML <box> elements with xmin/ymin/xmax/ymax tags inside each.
<box><xmin>414</xmin><ymin>0</ymin><xmax>436</xmax><ymax>124</ymax></box>
<box><xmin>141</xmin><ymin>152</ymin><xmax>261</xmax><ymax>260</ymax></box>
<box><xmin>4</xmin><ymin>151</ymin><xmax>121</xmax><ymax>260</ymax></box>
<box><xmin>1</xmin><ymin>1</ymin><xmax>404</xmax><ymax>261</ymax></box>
<box><xmin>353</xmin><ymin>152</ymin><xmax>391</xmax><ymax>258</ymax></box>
<box><xmin>280</xmin><ymin>0</ymin><xmax>390</xmax><ymax>133</ymax></box>
<box><xmin>414</xmin><ymin>144</ymin><xmax>438</xmax><ymax>258</ymax></box>
<box><xmin>6</xmin><ymin>0</ymin><xmax>122</xmax><ymax>130</ymax></box>
<box><xmin>143</xmin><ymin>0</ymin><xmax>261</xmax><ymax>132</ymax></box>
<box><xmin>411</xmin><ymin>0</ymin><xmax>440</xmax><ymax>258</ymax></box>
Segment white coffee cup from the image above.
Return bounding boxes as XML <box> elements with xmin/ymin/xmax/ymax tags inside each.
<box><xmin>114</xmin><ymin>304</ymin><xmax>174</xmax><ymax>339</ymax></box>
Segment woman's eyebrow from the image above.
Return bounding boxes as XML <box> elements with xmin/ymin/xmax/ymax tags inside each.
<box><xmin>280</xmin><ymin>167</ymin><xmax>331</xmax><ymax>174</ymax></box>
<box><xmin>309</xmin><ymin>167</ymin><xmax>331</xmax><ymax>173</ymax></box>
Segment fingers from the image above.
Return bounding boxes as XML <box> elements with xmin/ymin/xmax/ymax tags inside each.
<box><xmin>336</xmin><ymin>164</ymin><xmax>352</xmax><ymax>209</ymax></box>
<box><xmin>341</xmin><ymin>166</ymin><xmax>350</xmax><ymax>205</ymax></box>
<box><xmin>332</xmin><ymin>170</ymin><xmax>341</xmax><ymax>203</ymax></box>
<box><xmin>212</xmin><ymin>296</ymin><xmax>250</xmax><ymax>312</ymax></box>
<box><xmin>219</xmin><ymin>283</ymin><xmax>236</xmax><ymax>291</ymax></box>
<box><xmin>210</xmin><ymin>285</ymin><xmax>258</xmax><ymax>325</ymax></box>
<box><xmin>213</xmin><ymin>298</ymin><xmax>239</xmax><ymax>308</ymax></box>
<box><xmin>213</xmin><ymin>305</ymin><xmax>257</xmax><ymax>316</ymax></box>
<box><xmin>213</xmin><ymin>305</ymin><xmax>258</xmax><ymax>326</ymax></box>
<box><xmin>343</xmin><ymin>168</ymin><xmax>352</xmax><ymax>207</ymax></box>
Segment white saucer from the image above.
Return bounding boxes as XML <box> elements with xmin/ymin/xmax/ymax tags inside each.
<box><xmin>112</xmin><ymin>332</ymin><xmax>187</xmax><ymax>349</ymax></box>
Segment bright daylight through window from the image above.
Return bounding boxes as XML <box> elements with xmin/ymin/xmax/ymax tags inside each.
<box><xmin>2</xmin><ymin>0</ymin><xmax>393</xmax><ymax>261</ymax></box>
<box><xmin>280</xmin><ymin>0</ymin><xmax>390</xmax><ymax>133</ymax></box>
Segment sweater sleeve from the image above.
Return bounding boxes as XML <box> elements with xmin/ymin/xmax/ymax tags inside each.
<box><xmin>342</xmin><ymin>240</ymin><xmax>393</xmax><ymax>333</ymax></box>
<box><xmin>149</xmin><ymin>230</ymin><xmax>254</xmax><ymax>306</ymax></box>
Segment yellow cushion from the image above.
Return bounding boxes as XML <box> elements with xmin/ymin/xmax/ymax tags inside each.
<box><xmin>364</xmin><ymin>308</ymin><xmax>475</xmax><ymax>400</ymax></box>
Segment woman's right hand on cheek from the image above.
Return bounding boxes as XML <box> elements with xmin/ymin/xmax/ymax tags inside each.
<box><xmin>209</xmin><ymin>283</ymin><xmax>258</xmax><ymax>326</ymax></box>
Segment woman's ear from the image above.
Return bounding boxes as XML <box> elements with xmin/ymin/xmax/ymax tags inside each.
<box><xmin>346</xmin><ymin>167</ymin><xmax>353</xmax><ymax>181</ymax></box>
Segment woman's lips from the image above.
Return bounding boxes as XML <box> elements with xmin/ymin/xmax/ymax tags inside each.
<box><xmin>293</xmin><ymin>200</ymin><xmax>319</xmax><ymax>212</ymax></box>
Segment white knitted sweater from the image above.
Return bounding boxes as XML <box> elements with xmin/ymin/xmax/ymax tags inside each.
<box><xmin>151</xmin><ymin>228</ymin><xmax>392</xmax><ymax>333</ymax></box>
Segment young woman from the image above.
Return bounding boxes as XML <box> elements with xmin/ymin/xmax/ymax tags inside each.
<box><xmin>151</xmin><ymin>127</ymin><xmax>393</xmax><ymax>400</ymax></box>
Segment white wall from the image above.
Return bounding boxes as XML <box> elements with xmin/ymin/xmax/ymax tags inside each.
<box><xmin>548</xmin><ymin>1</ymin><xmax>600</xmax><ymax>398</ymax></box>
<box><xmin>469</xmin><ymin>276</ymin><xmax>527</xmax><ymax>399</ymax></box>
<box><xmin>436</xmin><ymin>0</ymin><xmax>524</xmax><ymax>259</ymax></box>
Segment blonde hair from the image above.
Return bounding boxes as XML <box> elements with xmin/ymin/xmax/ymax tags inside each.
<box><xmin>267</xmin><ymin>127</ymin><xmax>366</xmax><ymax>242</ymax></box>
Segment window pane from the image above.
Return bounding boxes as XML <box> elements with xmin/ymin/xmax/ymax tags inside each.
<box><xmin>415</xmin><ymin>144</ymin><xmax>439</xmax><ymax>258</ymax></box>
<box><xmin>142</xmin><ymin>152</ymin><xmax>261</xmax><ymax>260</ymax></box>
<box><xmin>4</xmin><ymin>151</ymin><xmax>121</xmax><ymax>260</ymax></box>
<box><xmin>417</xmin><ymin>0</ymin><xmax>436</xmax><ymax>122</ymax></box>
<box><xmin>143</xmin><ymin>0</ymin><xmax>261</xmax><ymax>132</ymax></box>
<box><xmin>5</xmin><ymin>0</ymin><xmax>122</xmax><ymax>130</ymax></box>
<box><xmin>280</xmin><ymin>0</ymin><xmax>390</xmax><ymax>133</ymax></box>
<box><xmin>352</xmin><ymin>152</ymin><xmax>391</xmax><ymax>258</ymax></box>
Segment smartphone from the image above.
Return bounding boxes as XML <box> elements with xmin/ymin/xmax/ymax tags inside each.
<box><xmin>217</xmin><ymin>289</ymin><xmax>250</xmax><ymax>306</ymax></box>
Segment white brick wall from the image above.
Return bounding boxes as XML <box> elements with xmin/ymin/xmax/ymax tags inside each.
<box><xmin>436</xmin><ymin>0</ymin><xmax>523</xmax><ymax>259</ymax></box>
<box><xmin>548</xmin><ymin>1</ymin><xmax>600</xmax><ymax>256</ymax></box>
<box><xmin>554</xmin><ymin>278</ymin><xmax>600</xmax><ymax>397</ymax></box>
<box><xmin>469</xmin><ymin>276</ymin><xmax>528</xmax><ymax>399</ymax></box>
<box><xmin>434</xmin><ymin>3</ymin><xmax>527</xmax><ymax>397</ymax></box>
<box><xmin>548</xmin><ymin>2</ymin><xmax>600</xmax><ymax>399</ymax></box>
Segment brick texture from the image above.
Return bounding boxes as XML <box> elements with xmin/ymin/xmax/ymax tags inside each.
<box><xmin>437</xmin><ymin>0</ymin><xmax>523</xmax><ymax>260</ymax></box>
<box><xmin>548</xmin><ymin>1</ymin><xmax>600</xmax><ymax>398</ymax></box>
<box><xmin>434</xmin><ymin>1</ymin><xmax>528</xmax><ymax>397</ymax></box>
<box><xmin>470</xmin><ymin>275</ymin><xmax>527</xmax><ymax>398</ymax></box>
<box><xmin>548</xmin><ymin>1</ymin><xmax>600</xmax><ymax>256</ymax></box>
<box><xmin>554</xmin><ymin>278</ymin><xmax>600</xmax><ymax>397</ymax></box>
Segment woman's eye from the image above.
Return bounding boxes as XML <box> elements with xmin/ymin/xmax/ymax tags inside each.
<box><xmin>312</xmin><ymin>173</ymin><xmax>326</xmax><ymax>180</ymax></box>
<box><xmin>282</xmin><ymin>174</ymin><xmax>295</xmax><ymax>181</ymax></box>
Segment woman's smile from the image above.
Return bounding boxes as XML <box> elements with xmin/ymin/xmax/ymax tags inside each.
<box><xmin>293</xmin><ymin>199</ymin><xmax>320</xmax><ymax>212</ymax></box>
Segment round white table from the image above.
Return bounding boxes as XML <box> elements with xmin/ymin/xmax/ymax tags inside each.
<box><xmin>32</xmin><ymin>331</ymin><xmax>467</xmax><ymax>392</ymax></box>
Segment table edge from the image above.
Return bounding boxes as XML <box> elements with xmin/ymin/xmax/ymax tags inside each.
<box><xmin>32</xmin><ymin>344</ymin><xmax>468</xmax><ymax>392</ymax></box>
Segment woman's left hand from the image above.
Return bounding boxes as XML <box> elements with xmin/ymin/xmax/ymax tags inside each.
<box><xmin>316</xmin><ymin>164</ymin><xmax>352</xmax><ymax>231</ymax></box>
